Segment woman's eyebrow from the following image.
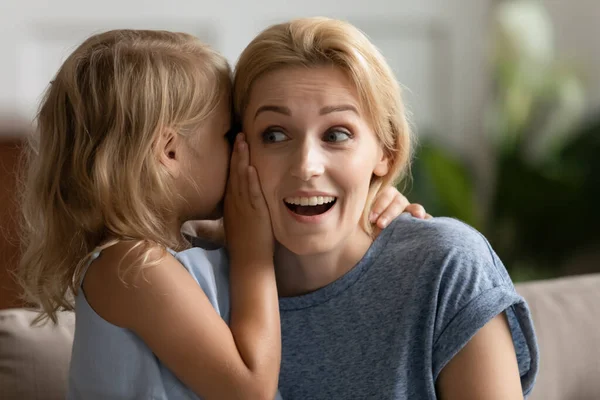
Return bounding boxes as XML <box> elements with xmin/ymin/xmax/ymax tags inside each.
<box><xmin>319</xmin><ymin>104</ymin><xmax>359</xmax><ymax>115</ymax></box>
<box><xmin>254</xmin><ymin>105</ymin><xmax>291</xmax><ymax>120</ymax></box>
<box><xmin>254</xmin><ymin>104</ymin><xmax>359</xmax><ymax>120</ymax></box>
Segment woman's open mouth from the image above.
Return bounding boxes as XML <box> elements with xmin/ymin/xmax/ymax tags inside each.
<box><xmin>283</xmin><ymin>196</ymin><xmax>337</xmax><ymax>216</ymax></box>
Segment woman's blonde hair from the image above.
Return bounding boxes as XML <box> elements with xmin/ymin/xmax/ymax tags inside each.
<box><xmin>233</xmin><ymin>17</ymin><xmax>413</xmax><ymax>234</ymax></box>
<box><xmin>18</xmin><ymin>29</ymin><xmax>231</xmax><ymax>323</ymax></box>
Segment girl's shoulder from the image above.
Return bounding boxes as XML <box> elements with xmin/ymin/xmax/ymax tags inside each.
<box><xmin>81</xmin><ymin>240</ymin><xmax>183</xmax><ymax>326</ymax></box>
<box><xmin>82</xmin><ymin>240</ymin><xmax>230</xmax><ymax>327</ymax></box>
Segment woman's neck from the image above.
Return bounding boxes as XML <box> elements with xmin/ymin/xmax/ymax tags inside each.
<box><xmin>274</xmin><ymin>227</ymin><xmax>374</xmax><ymax>297</ymax></box>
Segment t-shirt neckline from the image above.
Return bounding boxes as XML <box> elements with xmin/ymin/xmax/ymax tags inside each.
<box><xmin>278</xmin><ymin>223</ymin><xmax>396</xmax><ymax>311</ymax></box>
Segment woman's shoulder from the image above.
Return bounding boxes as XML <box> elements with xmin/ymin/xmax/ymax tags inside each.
<box><xmin>384</xmin><ymin>214</ymin><xmax>494</xmax><ymax>258</ymax></box>
<box><xmin>379</xmin><ymin>214</ymin><xmax>509</xmax><ymax>285</ymax></box>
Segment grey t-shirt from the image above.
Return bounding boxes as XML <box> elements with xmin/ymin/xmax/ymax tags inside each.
<box><xmin>278</xmin><ymin>214</ymin><xmax>539</xmax><ymax>399</ymax></box>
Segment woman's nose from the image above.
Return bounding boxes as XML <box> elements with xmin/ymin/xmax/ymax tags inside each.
<box><xmin>290</xmin><ymin>141</ymin><xmax>325</xmax><ymax>181</ymax></box>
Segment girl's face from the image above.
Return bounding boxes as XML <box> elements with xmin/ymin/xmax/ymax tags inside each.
<box><xmin>243</xmin><ymin>66</ymin><xmax>389</xmax><ymax>255</ymax></box>
<box><xmin>179</xmin><ymin>99</ymin><xmax>232</xmax><ymax>221</ymax></box>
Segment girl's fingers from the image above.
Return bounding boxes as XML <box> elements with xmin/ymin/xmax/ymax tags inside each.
<box><xmin>247</xmin><ymin>166</ymin><xmax>268</xmax><ymax>214</ymax></box>
<box><xmin>227</xmin><ymin>134</ymin><xmax>241</xmax><ymax>195</ymax></box>
<box><xmin>370</xmin><ymin>189</ymin><xmax>408</xmax><ymax>223</ymax></box>
<box><xmin>377</xmin><ymin>202</ymin><xmax>427</xmax><ymax>229</ymax></box>
<box><xmin>375</xmin><ymin>200</ymin><xmax>403</xmax><ymax>229</ymax></box>
<box><xmin>404</xmin><ymin>203</ymin><xmax>427</xmax><ymax>219</ymax></box>
<box><xmin>236</xmin><ymin>135</ymin><xmax>249</xmax><ymax>199</ymax></box>
<box><xmin>228</xmin><ymin>133</ymin><xmax>267</xmax><ymax>216</ymax></box>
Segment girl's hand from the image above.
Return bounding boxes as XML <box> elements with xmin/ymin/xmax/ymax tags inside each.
<box><xmin>223</xmin><ymin>133</ymin><xmax>281</xmax><ymax>398</ymax></box>
<box><xmin>223</xmin><ymin>133</ymin><xmax>273</xmax><ymax>264</ymax></box>
<box><xmin>369</xmin><ymin>187</ymin><xmax>431</xmax><ymax>230</ymax></box>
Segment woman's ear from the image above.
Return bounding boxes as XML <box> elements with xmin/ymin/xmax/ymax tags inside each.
<box><xmin>157</xmin><ymin>129</ymin><xmax>181</xmax><ymax>178</ymax></box>
<box><xmin>373</xmin><ymin>149</ymin><xmax>390</xmax><ymax>177</ymax></box>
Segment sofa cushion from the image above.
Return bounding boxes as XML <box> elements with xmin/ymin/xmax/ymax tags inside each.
<box><xmin>0</xmin><ymin>274</ymin><xmax>599</xmax><ymax>399</ymax></box>
<box><xmin>0</xmin><ymin>308</ymin><xmax>75</xmax><ymax>400</ymax></box>
<box><xmin>516</xmin><ymin>273</ymin><xmax>600</xmax><ymax>400</ymax></box>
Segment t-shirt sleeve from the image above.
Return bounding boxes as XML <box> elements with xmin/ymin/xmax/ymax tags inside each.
<box><xmin>429</xmin><ymin>219</ymin><xmax>539</xmax><ymax>397</ymax></box>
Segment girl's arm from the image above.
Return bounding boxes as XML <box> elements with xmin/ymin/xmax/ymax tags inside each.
<box><xmin>436</xmin><ymin>313</ymin><xmax>524</xmax><ymax>400</ymax></box>
<box><xmin>83</xmin><ymin>135</ymin><xmax>279</xmax><ymax>400</ymax></box>
<box><xmin>223</xmin><ymin>133</ymin><xmax>281</xmax><ymax>397</ymax></box>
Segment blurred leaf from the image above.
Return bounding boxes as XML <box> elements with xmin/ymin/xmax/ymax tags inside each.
<box><xmin>409</xmin><ymin>0</ymin><xmax>597</xmax><ymax>281</ymax></box>
<box><xmin>408</xmin><ymin>141</ymin><xmax>479</xmax><ymax>228</ymax></box>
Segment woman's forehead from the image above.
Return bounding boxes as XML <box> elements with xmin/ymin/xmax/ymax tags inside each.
<box><xmin>246</xmin><ymin>67</ymin><xmax>362</xmax><ymax>114</ymax></box>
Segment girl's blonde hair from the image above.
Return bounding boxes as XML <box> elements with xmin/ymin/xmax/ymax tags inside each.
<box><xmin>233</xmin><ymin>17</ymin><xmax>413</xmax><ymax>234</ymax></box>
<box><xmin>18</xmin><ymin>29</ymin><xmax>231</xmax><ymax>323</ymax></box>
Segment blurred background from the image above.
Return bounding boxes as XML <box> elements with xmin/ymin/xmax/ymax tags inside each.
<box><xmin>0</xmin><ymin>0</ymin><xmax>598</xmax><ymax>308</ymax></box>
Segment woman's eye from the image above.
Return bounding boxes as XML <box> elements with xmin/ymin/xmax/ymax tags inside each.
<box><xmin>262</xmin><ymin>129</ymin><xmax>289</xmax><ymax>143</ymax></box>
<box><xmin>324</xmin><ymin>129</ymin><xmax>351</xmax><ymax>143</ymax></box>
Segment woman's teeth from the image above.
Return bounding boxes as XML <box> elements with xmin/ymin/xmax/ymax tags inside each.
<box><xmin>284</xmin><ymin>196</ymin><xmax>336</xmax><ymax>206</ymax></box>
<box><xmin>283</xmin><ymin>196</ymin><xmax>337</xmax><ymax>217</ymax></box>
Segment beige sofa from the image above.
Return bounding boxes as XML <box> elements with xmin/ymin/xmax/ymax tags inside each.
<box><xmin>1</xmin><ymin>273</ymin><xmax>599</xmax><ymax>400</ymax></box>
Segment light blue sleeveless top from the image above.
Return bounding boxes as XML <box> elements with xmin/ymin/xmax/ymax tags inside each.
<box><xmin>67</xmin><ymin>246</ymin><xmax>232</xmax><ymax>399</ymax></box>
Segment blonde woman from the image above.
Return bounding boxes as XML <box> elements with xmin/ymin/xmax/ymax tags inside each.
<box><xmin>233</xmin><ymin>17</ymin><xmax>539</xmax><ymax>399</ymax></box>
<box><xmin>18</xmin><ymin>29</ymin><xmax>426</xmax><ymax>399</ymax></box>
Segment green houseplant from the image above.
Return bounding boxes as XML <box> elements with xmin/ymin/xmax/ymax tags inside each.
<box><xmin>407</xmin><ymin>0</ymin><xmax>598</xmax><ymax>281</ymax></box>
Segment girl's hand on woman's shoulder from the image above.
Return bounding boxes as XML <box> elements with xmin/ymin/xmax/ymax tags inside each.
<box><xmin>369</xmin><ymin>186</ymin><xmax>432</xmax><ymax>234</ymax></box>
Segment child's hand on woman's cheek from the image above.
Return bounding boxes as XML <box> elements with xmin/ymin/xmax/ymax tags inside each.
<box><xmin>369</xmin><ymin>186</ymin><xmax>431</xmax><ymax>232</ymax></box>
<box><xmin>223</xmin><ymin>133</ymin><xmax>274</xmax><ymax>264</ymax></box>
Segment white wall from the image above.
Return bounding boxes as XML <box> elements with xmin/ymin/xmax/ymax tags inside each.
<box><xmin>544</xmin><ymin>0</ymin><xmax>600</xmax><ymax>110</ymax></box>
<box><xmin>0</xmin><ymin>0</ymin><xmax>493</xmax><ymax>154</ymax></box>
<box><xmin>0</xmin><ymin>0</ymin><xmax>597</xmax><ymax>156</ymax></box>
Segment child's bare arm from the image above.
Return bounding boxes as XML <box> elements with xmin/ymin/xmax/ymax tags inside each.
<box><xmin>83</xmin><ymin>134</ymin><xmax>279</xmax><ymax>400</ymax></box>
<box><xmin>83</xmin><ymin>245</ymin><xmax>276</xmax><ymax>400</ymax></box>
<box><xmin>223</xmin><ymin>133</ymin><xmax>280</xmax><ymax>397</ymax></box>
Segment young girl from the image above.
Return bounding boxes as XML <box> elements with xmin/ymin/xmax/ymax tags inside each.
<box><xmin>17</xmin><ymin>29</ymin><xmax>425</xmax><ymax>399</ymax></box>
